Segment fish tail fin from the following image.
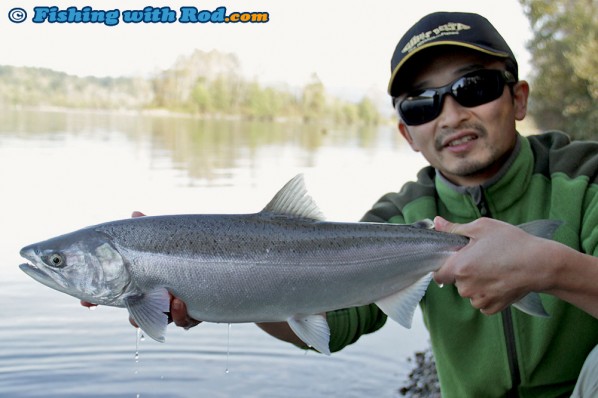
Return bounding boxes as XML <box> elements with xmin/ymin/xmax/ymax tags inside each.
<box><xmin>513</xmin><ymin>292</ymin><xmax>550</xmax><ymax>317</ymax></box>
<box><xmin>512</xmin><ymin>220</ymin><xmax>563</xmax><ymax>318</ymax></box>
<box><xmin>517</xmin><ymin>220</ymin><xmax>563</xmax><ymax>240</ymax></box>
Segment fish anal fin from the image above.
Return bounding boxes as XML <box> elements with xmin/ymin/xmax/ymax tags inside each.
<box><xmin>262</xmin><ymin>174</ymin><xmax>325</xmax><ymax>221</ymax></box>
<box><xmin>124</xmin><ymin>287</ymin><xmax>170</xmax><ymax>343</ymax></box>
<box><xmin>287</xmin><ymin>314</ymin><xmax>331</xmax><ymax>355</ymax></box>
<box><xmin>375</xmin><ymin>272</ymin><xmax>433</xmax><ymax>329</ymax></box>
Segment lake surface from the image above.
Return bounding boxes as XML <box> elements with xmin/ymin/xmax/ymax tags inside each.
<box><xmin>0</xmin><ymin>108</ymin><xmax>430</xmax><ymax>397</ymax></box>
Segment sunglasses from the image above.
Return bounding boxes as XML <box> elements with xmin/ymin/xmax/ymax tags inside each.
<box><xmin>396</xmin><ymin>69</ymin><xmax>517</xmax><ymax>126</ymax></box>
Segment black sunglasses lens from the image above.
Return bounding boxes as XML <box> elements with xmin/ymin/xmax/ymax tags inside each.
<box><xmin>399</xmin><ymin>89</ymin><xmax>440</xmax><ymax>126</ymax></box>
<box><xmin>452</xmin><ymin>72</ymin><xmax>503</xmax><ymax>107</ymax></box>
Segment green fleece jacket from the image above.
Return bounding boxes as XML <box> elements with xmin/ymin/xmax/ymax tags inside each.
<box><xmin>327</xmin><ymin>132</ymin><xmax>598</xmax><ymax>397</ymax></box>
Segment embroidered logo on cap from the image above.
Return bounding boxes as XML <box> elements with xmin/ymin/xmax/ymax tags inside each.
<box><xmin>402</xmin><ymin>22</ymin><xmax>471</xmax><ymax>54</ymax></box>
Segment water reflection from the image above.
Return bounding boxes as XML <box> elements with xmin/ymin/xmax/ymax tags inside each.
<box><xmin>0</xmin><ymin>108</ymin><xmax>400</xmax><ymax>186</ymax></box>
<box><xmin>0</xmin><ymin>108</ymin><xmax>429</xmax><ymax>398</ymax></box>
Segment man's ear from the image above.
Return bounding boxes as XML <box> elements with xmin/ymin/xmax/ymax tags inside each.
<box><xmin>398</xmin><ymin>121</ymin><xmax>420</xmax><ymax>152</ymax></box>
<box><xmin>512</xmin><ymin>80</ymin><xmax>530</xmax><ymax>121</ymax></box>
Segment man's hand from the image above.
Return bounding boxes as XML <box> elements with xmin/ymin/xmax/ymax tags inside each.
<box><xmin>128</xmin><ymin>295</ymin><xmax>201</xmax><ymax>329</ymax></box>
<box><xmin>433</xmin><ymin>216</ymin><xmax>545</xmax><ymax>315</ymax></box>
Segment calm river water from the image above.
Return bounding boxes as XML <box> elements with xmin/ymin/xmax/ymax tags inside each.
<box><xmin>0</xmin><ymin>109</ymin><xmax>430</xmax><ymax>397</ymax></box>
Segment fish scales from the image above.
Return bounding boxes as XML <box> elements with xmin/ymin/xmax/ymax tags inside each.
<box><xmin>99</xmin><ymin>213</ymin><xmax>466</xmax><ymax>260</ymax></box>
<box><xmin>91</xmin><ymin>213</ymin><xmax>463</xmax><ymax>323</ymax></box>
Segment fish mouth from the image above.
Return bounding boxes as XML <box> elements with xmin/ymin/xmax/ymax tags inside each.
<box><xmin>19</xmin><ymin>248</ymin><xmax>69</xmax><ymax>291</ymax></box>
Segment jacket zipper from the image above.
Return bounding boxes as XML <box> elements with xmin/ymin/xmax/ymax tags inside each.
<box><xmin>473</xmin><ymin>189</ymin><xmax>520</xmax><ymax>397</ymax></box>
<box><xmin>502</xmin><ymin>308</ymin><xmax>521</xmax><ymax>397</ymax></box>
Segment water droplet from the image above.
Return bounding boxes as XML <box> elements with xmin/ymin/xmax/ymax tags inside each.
<box><xmin>225</xmin><ymin>323</ymin><xmax>232</xmax><ymax>374</ymax></box>
<box><xmin>135</xmin><ymin>328</ymin><xmax>142</xmax><ymax>362</ymax></box>
<box><xmin>134</xmin><ymin>328</ymin><xmax>142</xmax><ymax>375</ymax></box>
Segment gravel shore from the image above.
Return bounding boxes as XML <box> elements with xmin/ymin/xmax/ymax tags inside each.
<box><xmin>398</xmin><ymin>347</ymin><xmax>441</xmax><ymax>397</ymax></box>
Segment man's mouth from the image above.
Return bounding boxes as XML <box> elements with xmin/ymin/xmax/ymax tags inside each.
<box><xmin>444</xmin><ymin>133</ymin><xmax>478</xmax><ymax>148</ymax></box>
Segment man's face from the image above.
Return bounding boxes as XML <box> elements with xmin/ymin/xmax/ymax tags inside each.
<box><xmin>397</xmin><ymin>49</ymin><xmax>529</xmax><ymax>186</ymax></box>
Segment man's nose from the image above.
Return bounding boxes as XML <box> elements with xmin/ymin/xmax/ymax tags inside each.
<box><xmin>437</xmin><ymin>94</ymin><xmax>471</xmax><ymax>128</ymax></box>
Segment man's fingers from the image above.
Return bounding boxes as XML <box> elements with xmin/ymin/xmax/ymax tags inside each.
<box><xmin>171</xmin><ymin>298</ymin><xmax>201</xmax><ymax>329</ymax></box>
<box><xmin>434</xmin><ymin>216</ymin><xmax>464</xmax><ymax>235</ymax></box>
<box><xmin>433</xmin><ymin>270</ymin><xmax>454</xmax><ymax>286</ymax></box>
<box><xmin>433</xmin><ymin>216</ymin><xmax>470</xmax><ymax>285</ymax></box>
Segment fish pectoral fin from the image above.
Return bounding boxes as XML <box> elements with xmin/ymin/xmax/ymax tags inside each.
<box><xmin>375</xmin><ymin>272</ymin><xmax>433</xmax><ymax>329</ymax></box>
<box><xmin>512</xmin><ymin>292</ymin><xmax>550</xmax><ymax>317</ymax></box>
<box><xmin>124</xmin><ymin>287</ymin><xmax>171</xmax><ymax>343</ymax></box>
<box><xmin>287</xmin><ymin>314</ymin><xmax>331</xmax><ymax>356</ymax></box>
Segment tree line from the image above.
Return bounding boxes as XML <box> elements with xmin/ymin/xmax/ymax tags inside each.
<box><xmin>520</xmin><ymin>0</ymin><xmax>597</xmax><ymax>140</ymax></box>
<box><xmin>0</xmin><ymin>49</ymin><xmax>379</xmax><ymax>125</ymax></box>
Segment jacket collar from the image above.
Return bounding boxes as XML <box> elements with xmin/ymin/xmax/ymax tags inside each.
<box><xmin>434</xmin><ymin>135</ymin><xmax>533</xmax><ymax>218</ymax></box>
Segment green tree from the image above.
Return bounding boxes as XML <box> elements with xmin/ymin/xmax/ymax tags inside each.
<box><xmin>210</xmin><ymin>75</ymin><xmax>234</xmax><ymax>113</ymax></box>
<box><xmin>301</xmin><ymin>73</ymin><xmax>327</xmax><ymax>122</ymax></box>
<box><xmin>357</xmin><ymin>97</ymin><xmax>380</xmax><ymax>125</ymax></box>
<box><xmin>191</xmin><ymin>77</ymin><xmax>212</xmax><ymax>114</ymax></box>
<box><xmin>520</xmin><ymin>0</ymin><xmax>598</xmax><ymax>139</ymax></box>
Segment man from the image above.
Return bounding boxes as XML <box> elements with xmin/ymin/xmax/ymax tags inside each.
<box><xmin>356</xmin><ymin>12</ymin><xmax>598</xmax><ymax>397</ymax></box>
<box><xmin>88</xmin><ymin>11</ymin><xmax>598</xmax><ymax>398</ymax></box>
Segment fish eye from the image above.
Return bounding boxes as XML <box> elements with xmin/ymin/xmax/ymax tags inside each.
<box><xmin>44</xmin><ymin>253</ymin><xmax>66</xmax><ymax>268</ymax></box>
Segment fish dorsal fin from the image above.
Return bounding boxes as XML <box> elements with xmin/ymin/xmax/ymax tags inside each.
<box><xmin>262</xmin><ymin>174</ymin><xmax>325</xmax><ymax>221</ymax></box>
<box><xmin>287</xmin><ymin>314</ymin><xmax>331</xmax><ymax>355</ymax></box>
<box><xmin>124</xmin><ymin>287</ymin><xmax>171</xmax><ymax>343</ymax></box>
<box><xmin>375</xmin><ymin>272</ymin><xmax>433</xmax><ymax>329</ymax></box>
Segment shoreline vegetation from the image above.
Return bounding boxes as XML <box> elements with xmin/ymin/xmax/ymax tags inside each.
<box><xmin>0</xmin><ymin>49</ymin><xmax>382</xmax><ymax>126</ymax></box>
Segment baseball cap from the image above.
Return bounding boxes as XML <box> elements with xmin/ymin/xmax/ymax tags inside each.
<box><xmin>388</xmin><ymin>12</ymin><xmax>518</xmax><ymax>96</ymax></box>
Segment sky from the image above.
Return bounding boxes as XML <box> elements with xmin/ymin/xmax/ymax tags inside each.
<box><xmin>0</xmin><ymin>0</ymin><xmax>533</xmax><ymax>98</ymax></box>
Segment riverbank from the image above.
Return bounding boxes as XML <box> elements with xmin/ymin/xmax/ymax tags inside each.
<box><xmin>399</xmin><ymin>347</ymin><xmax>441</xmax><ymax>397</ymax></box>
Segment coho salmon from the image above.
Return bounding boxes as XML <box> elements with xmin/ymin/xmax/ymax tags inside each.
<box><xmin>19</xmin><ymin>175</ymin><xmax>559</xmax><ymax>354</ymax></box>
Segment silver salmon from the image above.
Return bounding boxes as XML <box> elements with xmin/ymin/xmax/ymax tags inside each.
<box><xmin>19</xmin><ymin>175</ymin><xmax>559</xmax><ymax>354</ymax></box>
